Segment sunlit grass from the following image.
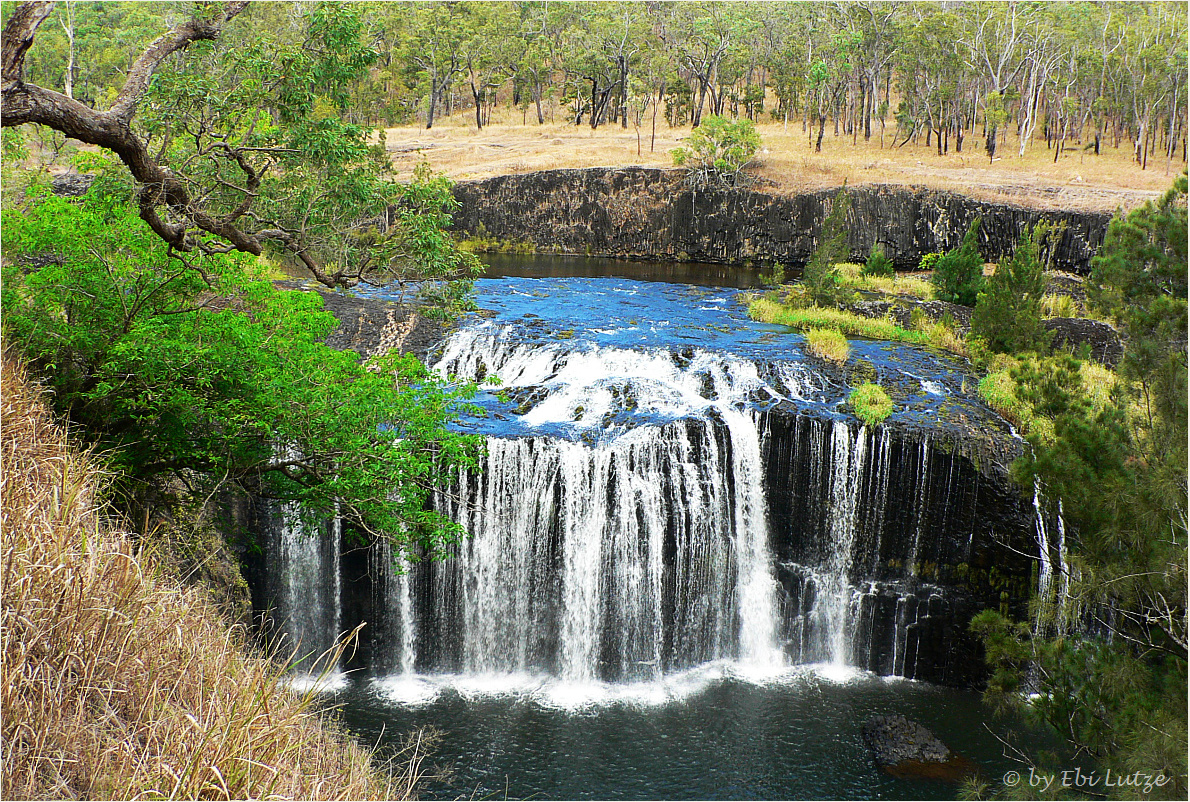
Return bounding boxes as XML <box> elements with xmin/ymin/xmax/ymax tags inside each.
<box><xmin>850</xmin><ymin>382</ymin><xmax>895</xmax><ymax>427</ymax></box>
<box><xmin>1041</xmin><ymin>292</ymin><xmax>1078</xmax><ymax>318</ymax></box>
<box><xmin>804</xmin><ymin>327</ymin><xmax>850</xmax><ymax>364</ymax></box>
<box><xmin>749</xmin><ymin>297</ymin><xmax>930</xmax><ymax>344</ymax></box>
<box><xmin>835</xmin><ymin>262</ymin><xmax>936</xmax><ymax>299</ymax></box>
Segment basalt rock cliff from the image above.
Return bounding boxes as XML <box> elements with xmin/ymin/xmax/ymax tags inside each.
<box><xmin>450</xmin><ymin>167</ymin><xmax>1111</xmax><ymax>273</ymax></box>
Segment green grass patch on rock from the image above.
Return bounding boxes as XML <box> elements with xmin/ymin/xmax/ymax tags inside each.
<box><xmin>749</xmin><ymin>297</ymin><xmax>930</xmax><ymax>344</ymax></box>
<box><xmin>850</xmin><ymin>382</ymin><xmax>895</xmax><ymax>427</ymax></box>
<box><xmin>804</xmin><ymin>327</ymin><xmax>850</xmax><ymax>364</ymax></box>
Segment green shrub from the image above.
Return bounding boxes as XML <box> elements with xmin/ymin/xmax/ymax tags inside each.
<box><xmin>863</xmin><ymin>242</ymin><xmax>894</xmax><ymax>277</ymax></box>
<box><xmin>671</xmin><ymin>115</ymin><xmax>761</xmax><ymax>187</ymax></box>
<box><xmin>930</xmin><ymin>219</ymin><xmax>985</xmax><ymax>306</ymax></box>
<box><xmin>804</xmin><ymin>328</ymin><xmax>850</xmax><ymax>363</ymax></box>
<box><xmin>918</xmin><ymin>252</ymin><xmax>943</xmax><ymax>272</ymax></box>
<box><xmin>850</xmin><ymin>383</ymin><xmax>894</xmax><ymax>427</ymax></box>
<box><xmin>971</xmin><ymin>225</ymin><xmax>1052</xmax><ymax>355</ymax></box>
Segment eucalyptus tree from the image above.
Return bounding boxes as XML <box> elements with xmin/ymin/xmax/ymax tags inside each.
<box><xmin>401</xmin><ymin>1</ymin><xmax>469</xmax><ymax>130</ymax></box>
<box><xmin>660</xmin><ymin>1</ymin><xmax>735</xmax><ymax>127</ymax></box>
<box><xmin>3</xmin><ymin>1</ymin><xmax>478</xmax><ymax>300</ymax></box>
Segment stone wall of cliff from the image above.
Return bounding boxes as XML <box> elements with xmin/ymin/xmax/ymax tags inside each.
<box><xmin>450</xmin><ymin>167</ymin><xmax>1112</xmax><ymax>273</ymax></box>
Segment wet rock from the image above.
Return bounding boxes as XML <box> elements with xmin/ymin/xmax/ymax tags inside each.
<box><xmin>862</xmin><ymin>714</ymin><xmax>952</xmax><ymax>767</ymax></box>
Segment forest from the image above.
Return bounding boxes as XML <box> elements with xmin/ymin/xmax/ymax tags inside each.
<box><xmin>16</xmin><ymin>1</ymin><xmax>1189</xmax><ymax>164</ymax></box>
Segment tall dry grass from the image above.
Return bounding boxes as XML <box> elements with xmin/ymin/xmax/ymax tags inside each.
<box><xmin>1</xmin><ymin>353</ymin><xmax>412</xmax><ymax>800</ymax></box>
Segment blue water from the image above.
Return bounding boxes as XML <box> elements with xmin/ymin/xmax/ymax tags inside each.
<box><xmin>356</xmin><ymin>260</ymin><xmax>1004</xmax><ymax>441</ymax></box>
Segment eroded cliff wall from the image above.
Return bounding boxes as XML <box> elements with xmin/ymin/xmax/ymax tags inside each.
<box><xmin>450</xmin><ymin>167</ymin><xmax>1111</xmax><ymax>273</ymax></box>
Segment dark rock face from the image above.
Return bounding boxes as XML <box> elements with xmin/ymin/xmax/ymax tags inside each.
<box><xmin>51</xmin><ymin>172</ymin><xmax>95</xmax><ymax>197</ymax></box>
<box><xmin>450</xmin><ymin>167</ymin><xmax>1111</xmax><ymax>274</ymax></box>
<box><xmin>1044</xmin><ymin>317</ymin><xmax>1124</xmax><ymax>367</ymax></box>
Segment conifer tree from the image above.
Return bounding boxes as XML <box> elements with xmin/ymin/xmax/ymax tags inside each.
<box><xmin>929</xmin><ymin>218</ymin><xmax>984</xmax><ymax>306</ymax></box>
<box><xmin>803</xmin><ymin>186</ymin><xmax>852</xmax><ymax>306</ymax></box>
<box><xmin>970</xmin><ymin>225</ymin><xmax>1051</xmax><ymax>354</ymax></box>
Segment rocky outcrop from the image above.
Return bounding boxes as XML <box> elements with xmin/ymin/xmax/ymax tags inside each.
<box><xmin>450</xmin><ymin>167</ymin><xmax>1112</xmax><ymax>273</ymax></box>
<box><xmin>862</xmin><ymin>714</ymin><xmax>977</xmax><ymax>782</ymax></box>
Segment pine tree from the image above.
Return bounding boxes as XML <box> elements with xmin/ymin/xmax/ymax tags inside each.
<box><xmin>803</xmin><ymin>187</ymin><xmax>852</xmax><ymax>306</ymax></box>
<box><xmin>929</xmin><ymin>218</ymin><xmax>984</xmax><ymax>306</ymax></box>
<box><xmin>970</xmin><ymin>225</ymin><xmax>1051</xmax><ymax>354</ymax></box>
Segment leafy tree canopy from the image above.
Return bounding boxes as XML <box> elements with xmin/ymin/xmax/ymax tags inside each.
<box><xmin>929</xmin><ymin>218</ymin><xmax>984</xmax><ymax>307</ymax></box>
<box><xmin>2</xmin><ymin>182</ymin><xmax>482</xmax><ymax>558</ymax></box>
<box><xmin>671</xmin><ymin>114</ymin><xmax>761</xmax><ymax>187</ymax></box>
<box><xmin>970</xmin><ymin>224</ymin><xmax>1052</xmax><ymax>355</ymax></box>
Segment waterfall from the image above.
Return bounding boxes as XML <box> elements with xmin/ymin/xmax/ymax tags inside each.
<box><xmin>268</xmin><ymin>499</ymin><xmax>341</xmax><ymax>672</ymax></box>
<box><xmin>429</xmin><ymin>417</ymin><xmax>782</xmax><ymax>680</ymax></box>
<box><xmin>344</xmin><ymin>316</ymin><xmax>1035</xmax><ymax>687</ymax></box>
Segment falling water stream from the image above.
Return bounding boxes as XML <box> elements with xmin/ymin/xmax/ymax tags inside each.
<box><xmin>268</xmin><ymin>255</ymin><xmax>1044</xmax><ymax>799</ymax></box>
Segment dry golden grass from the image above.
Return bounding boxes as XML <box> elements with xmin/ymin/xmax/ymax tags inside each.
<box><xmin>1</xmin><ymin>353</ymin><xmax>415</xmax><ymax>800</ymax></box>
<box><xmin>384</xmin><ymin>103</ymin><xmax>1177</xmax><ymax>212</ymax></box>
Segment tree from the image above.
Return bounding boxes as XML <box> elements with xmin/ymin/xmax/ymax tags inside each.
<box><xmin>802</xmin><ymin>186</ymin><xmax>853</xmax><ymax>307</ymax></box>
<box><xmin>1</xmin><ymin>183</ymin><xmax>481</xmax><ymax>557</ymax></box>
<box><xmin>670</xmin><ymin>114</ymin><xmax>760</xmax><ymax>187</ymax></box>
<box><xmin>970</xmin><ymin>176</ymin><xmax>1187</xmax><ymax>799</ymax></box>
<box><xmin>2</xmin><ymin>1</ymin><xmax>479</xmax><ymax>298</ymax></box>
<box><xmin>929</xmin><ymin>218</ymin><xmax>985</xmax><ymax>306</ymax></box>
<box><xmin>970</xmin><ymin>224</ymin><xmax>1051</xmax><ymax>355</ymax></box>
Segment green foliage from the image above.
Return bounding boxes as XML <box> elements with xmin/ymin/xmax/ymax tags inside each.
<box><xmin>917</xmin><ymin>252</ymin><xmax>943</xmax><ymax>272</ymax></box>
<box><xmin>849</xmin><ymin>383</ymin><xmax>894</xmax><ymax>427</ymax></box>
<box><xmin>862</xmin><ymin>242</ymin><xmax>894</xmax><ymax>277</ymax></box>
<box><xmin>929</xmin><ymin>219</ymin><xmax>984</xmax><ymax>306</ymax></box>
<box><xmin>1</xmin><ymin>191</ymin><xmax>481</xmax><ymax>557</ymax></box>
<box><xmin>971</xmin><ymin>177</ymin><xmax>1187</xmax><ymax>799</ymax></box>
<box><xmin>671</xmin><ymin>114</ymin><xmax>761</xmax><ymax>187</ymax></box>
<box><xmin>802</xmin><ymin>187</ymin><xmax>854</xmax><ymax>307</ymax></box>
<box><xmin>970</xmin><ymin>225</ymin><xmax>1052</xmax><ymax>355</ymax></box>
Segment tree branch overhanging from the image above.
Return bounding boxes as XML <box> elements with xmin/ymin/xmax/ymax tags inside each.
<box><xmin>0</xmin><ymin>1</ymin><xmax>359</xmax><ymax>285</ymax></box>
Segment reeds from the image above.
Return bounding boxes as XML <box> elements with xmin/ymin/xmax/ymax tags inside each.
<box><xmin>1</xmin><ymin>353</ymin><xmax>409</xmax><ymax>800</ymax></box>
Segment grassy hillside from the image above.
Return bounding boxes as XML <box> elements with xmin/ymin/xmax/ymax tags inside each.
<box><xmin>0</xmin><ymin>352</ymin><xmax>412</xmax><ymax>800</ymax></box>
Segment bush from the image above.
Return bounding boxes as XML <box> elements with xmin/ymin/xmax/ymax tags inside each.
<box><xmin>863</xmin><ymin>242</ymin><xmax>894</xmax><ymax>277</ymax></box>
<box><xmin>971</xmin><ymin>224</ymin><xmax>1052</xmax><ymax>355</ymax></box>
<box><xmin>671</xmin><ymin>115</ymin><xmax>761</xmax><ymax>187</ymax></box>
<box><xmin>805</xmin><ymin>327</ymin><xmax>850</xmax><ymax>363</ymax></box>
<box><xmin>930</xmin><ymin>219</ymin><xmax>985</xmax><ymax>306</ymax></box>
<box><xmin>918</xmin><ymin>252</ymin><xmax>943</xmax><ymax>272</ymax></box>
<box><xmin>850</xmin><ymin>382</ymin><xmax>894</xmax><ymax>427</ymax></box>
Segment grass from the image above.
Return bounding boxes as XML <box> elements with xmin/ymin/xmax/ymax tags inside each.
<box><xmin>749</xmin><ymin>296</ymin><xmax>930</xmax><ymax>345</ymax></box>
<box><xmin>379</xmin><ymin>102</ymin><xmax>1171</xmax><ymax>213</ymax></box>
<box><xmin>1</xmin><ymin>352</ymin><xmax>423</xmax><ymax>800</ymax></box>
<box><xmin>835</xmin><ymin>262</ymin><xmax>936</xmax><ymax>299</ymax></box>
<box><xmin>1041</xmin><ymin>292</ymin><xmax>1078</xmax><ymax>318</ymax></box>
<box><xmin>976</xmin><ymin>353</ymin><xmax>1120</xmax><ymax>437</ymax></box>
<box><xmin>850</xmin><ymin>383</ymin><xmax>895</xmax><ymax>427</ymax></box>
<box><xmin>804</xmin><ymin>327</ymin><xmax>850</xmax><ymax>364</ymax></box>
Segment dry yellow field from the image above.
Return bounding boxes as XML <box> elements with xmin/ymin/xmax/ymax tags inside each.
<box><xmin>384</xmin><ymin>105</ymin><xmax>1181</xmax><ymax>212</ymax></box>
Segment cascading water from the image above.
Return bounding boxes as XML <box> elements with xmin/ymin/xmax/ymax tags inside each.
<box><xmin>265</xmin><ymin>497</ymin><xmax>342</xmax><ymax>673</ymax></box>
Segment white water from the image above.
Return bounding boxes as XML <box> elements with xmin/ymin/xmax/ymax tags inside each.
<box><xmin>273</xmin><ymin>497</ymin><xmax>341</xmax><ymax>671</ymax></box>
